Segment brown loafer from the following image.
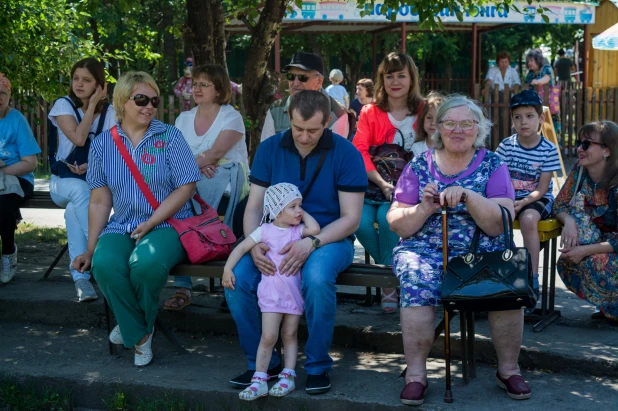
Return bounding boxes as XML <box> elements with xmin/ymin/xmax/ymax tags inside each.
<box><xmin>496</xmin><ymin>372</ymin><xmax>531</xmax><ymax>400</ymax></box>
<box><xmin>400</xmin><ymin>381</ymin><xmax>428</xmax><ymax>406</ymax></box>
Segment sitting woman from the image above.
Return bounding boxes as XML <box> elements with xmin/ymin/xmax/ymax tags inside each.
<box><xmin>410</xmin><ymin>91</ymin><xmax>443</xmax><ymax>157</ymax></box>
<box><xmin>0</xmin><ymin>73</ymin><xmax>41</xmax><ymax>283</ymax></box>
<box><xmin>49</xmin><ymin>57</ymin><xmax>115</xmax><ymax>302</ymax></box>
<box><xmin>554</xmin><ymin>121</ymin><xmax>618</xmax><ymax>323</ymax></box>
<box><xmin>353</xmin><ymin>52</ymin><xmax>423</xmax><ymax>313</ymax></box>
<box><xmin>166</xmin><ymin>64</ymin><xmax>249</xmax><ymax>311</ymax></box>
<box><xmin>72</xmin><ymin>71</ymin><xmax>200</xmax><ymax>367</ymax></box>
<box><xmin>387</xmin><ymin>95</ymin><xmax>530</xmax><ymax>405</ymax></box>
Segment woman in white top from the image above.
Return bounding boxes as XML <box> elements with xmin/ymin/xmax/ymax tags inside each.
<box><xmin>48</xmin><ymin>58</ymin><xmax>116</xmax><ymax>302</ymax></box>
<box><xmin>166</xmin><ymin>64</ymin><xmax>248</xmax><ymax>311</ymax></box>
<box><xmin>485</xmin><ymin>51</ymin><xmax>521</xmax><ymax>92</ymax></box>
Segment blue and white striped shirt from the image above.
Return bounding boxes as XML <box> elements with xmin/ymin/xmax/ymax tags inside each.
<box><xmin>496</xmin><ymin>134</ymin><xmax>561</xmax><ymax>201</ymax></box>
<box><xmin>87</xmin><ymin>119</ymin><xmax>200</xmax><ymax>236</ymax></box>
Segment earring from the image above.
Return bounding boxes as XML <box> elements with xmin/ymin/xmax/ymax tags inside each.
<box><xmin>604</xmin><ymin>155</ymin><xmax>609</xmax><ymax>160</ymax></box>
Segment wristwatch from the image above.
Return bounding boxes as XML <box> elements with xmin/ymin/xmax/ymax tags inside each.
<box><xmin>308</xmin><ymin>235</ymin><xmax>321</xmax><ymax>249</ymax></box>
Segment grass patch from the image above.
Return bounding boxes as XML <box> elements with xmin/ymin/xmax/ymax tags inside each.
<box><xmin>0</xmin><ymin>379</ymin><xmax>73</xmax><ymax>410</ymax></box>
<box><xmin>15</xmin><ymin>223</ymin><xmax>67</xmax><ymax>246</ymax></box>
<box><xmin>103</xmin><ymin>390</ymin><xmax>205</xmax><ymax>411</ymax></box>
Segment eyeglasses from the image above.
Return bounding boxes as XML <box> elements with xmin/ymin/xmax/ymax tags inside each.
<box><xmin>576</xmin><ymin>139</ymin><xmax>606</xmax><ymax>151</ymax></box>
<box><xmin>285</xmin><ymin>72</ymin><xmax>320</xmax><ymax>83</ymax></box>
<box><xmin>439</xmin><ymin>120</ymin><xmax>478</xmax><ymax>131</ymax></box>
<box><xmin>191</xmin><ymin>82</ymin><xmax>215</xmax><ymax>90</ymax></box>
<box><xmin>129</xmin><ymin>94</ymin><xmax>160</xmax><ymax>108</ymax></box>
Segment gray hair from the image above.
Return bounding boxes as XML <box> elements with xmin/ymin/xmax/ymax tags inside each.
<box><xmin>525</xmin><ymin>49</ymin><xmax>544</xmax><ymax>69</ymax></box>
<box><xmin>431</xmin><ymin>94</ymin><xmax>492</xmax><ymax>150</ymax></box>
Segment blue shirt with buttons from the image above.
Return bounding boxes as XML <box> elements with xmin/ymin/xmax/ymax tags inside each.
<box><xmin>250</xmin><ymin>128</ymin><xmax>367</xmax><ymax>229</ymax></box>
<box><xmin>87</xmin><ymin>119</ymin><xmax>200</xmax><ymax>237</ymax></box>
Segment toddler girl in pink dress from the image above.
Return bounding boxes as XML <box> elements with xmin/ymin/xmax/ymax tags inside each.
<box><xmin>223</xmin><ymin>182</ymin><xmax>320</xmax><ymax>401</ymax></box>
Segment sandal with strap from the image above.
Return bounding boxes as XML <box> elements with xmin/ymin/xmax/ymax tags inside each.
<box><xmin>239</xmin><ymin>377</ymin><xmax>269</xmax><ymax>401</ymax></box>
<box><xmin>381</xmin><ymin>288</ymin><xmax>398</xmax><ymax>314</ymax></box>
<box><xmin>164</xmin><ymin>289</ymin><xmax>191</xmax><ymax>311</ymax></box>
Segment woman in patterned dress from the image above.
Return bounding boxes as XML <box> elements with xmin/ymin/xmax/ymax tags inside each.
<box><xmin>555</xmin><ymin>121</ymin><xmax>618</xmax><ymax>323</ymax></box>
<box><xmin>387</xmin><ymin>95</ymin><xmax>531</xmax><ymax>405</ymax></box>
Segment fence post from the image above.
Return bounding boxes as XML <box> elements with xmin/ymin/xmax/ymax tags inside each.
<box><xmin>168</xmin><ymin>95</ymin><xmax>175</xmax><ymax>125</ymax></box>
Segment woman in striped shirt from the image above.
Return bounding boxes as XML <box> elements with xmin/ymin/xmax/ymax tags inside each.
<box><xmin>72</xmin><ymin>71</ymin><xmax>200</xmax><ymax>367</ymax></box>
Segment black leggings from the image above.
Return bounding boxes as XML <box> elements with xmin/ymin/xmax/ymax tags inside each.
<box><xmin>0</xmin><ymin>178</ymin><xmax>33</xmax><ymax>254</ymax></box>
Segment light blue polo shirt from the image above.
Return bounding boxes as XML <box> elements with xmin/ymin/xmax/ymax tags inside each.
<box><xmin>250</xmin><ymin>128</ymin><xmax>367</xmax><ymax>228</ymax></box>
<box><xmin>0</xmin><ymin>108</ymin><xmax>41</xmax><ymax>185</ymax></box>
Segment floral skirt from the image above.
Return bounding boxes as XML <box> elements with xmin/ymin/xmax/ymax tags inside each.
<box><xmin>392</xmin><ymin>245</ymin><xmax>445</xmax><ymax>308</ymax></box>
<box><xmin>557</xmin><ymin>253</ymin><xmax>618</xmax><ymax>320</ymax></box>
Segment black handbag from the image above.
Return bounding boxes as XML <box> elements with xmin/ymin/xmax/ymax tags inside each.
<box><xmin>441</xmin><ymin>205</ymin><xmax>537</xmax><ymax>312</ymax></box>
<box><xmin>365</xmin><ymin>129</ymin><xmax>412</xmax><ymax>203</ymax></box>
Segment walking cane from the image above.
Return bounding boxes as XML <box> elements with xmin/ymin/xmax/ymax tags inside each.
<box><xmin>441</xmin><ymin>201</ymin><xmax>454</xmax><ymax>403</ymax></box>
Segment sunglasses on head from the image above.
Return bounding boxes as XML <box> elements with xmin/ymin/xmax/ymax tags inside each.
<box><xmin>129</xmin><ymin>94</ymin><xmax>160</xmax><ymax>108</ymax></box>
<box><xmin>576</xmin><ymin>139</ymin><xmax>605</xmax><ymax>151</ymax></box>
<box><xmin>285</xmin><ymin>72</ymin><xmax>320</xmax><ymax>83</ymax></box>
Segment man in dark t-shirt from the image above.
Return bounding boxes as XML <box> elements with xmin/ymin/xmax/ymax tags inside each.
<box><xmin>554</xmin><ymin>49</ymin><xmax>574</xmax><ymax>82</ymax></box>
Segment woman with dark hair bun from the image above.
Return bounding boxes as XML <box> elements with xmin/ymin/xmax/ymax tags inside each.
<box><xmin>48</xmin><ymin>57</ymin><xmax>116</xmax><ymax>302</ymax></box>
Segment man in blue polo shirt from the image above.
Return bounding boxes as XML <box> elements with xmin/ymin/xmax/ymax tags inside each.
<box><xmin>226</xmin><ymin>90</ymin><xmax>367</xmax><ymax>394</ymax></box>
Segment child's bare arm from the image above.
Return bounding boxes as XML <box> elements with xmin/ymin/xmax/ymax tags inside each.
<box><xmin>301</xmin><ymin>211</ymin><xmax>320</xmax><ymax>237</ymax></box>
<box><xmin>224</xmin><ymin>236</ymin><xmax>258</xmax><ymax>273</ymax></box>
<box><xmin>344</xmin><ymin>94</ymin><xmax>350</xmax><ymax>109</ymax></box>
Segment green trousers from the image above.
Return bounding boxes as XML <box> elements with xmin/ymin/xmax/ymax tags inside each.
<box><xmin>92</xmin><ymin>227</ymin><xmax>186</xmax><ymax>348</ymax></box>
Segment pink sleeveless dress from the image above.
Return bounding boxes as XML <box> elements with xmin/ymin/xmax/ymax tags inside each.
<box><xmin>255</xmin><ymin>223</ymin><xmax>304</xmax><ymax>315</ymax></box>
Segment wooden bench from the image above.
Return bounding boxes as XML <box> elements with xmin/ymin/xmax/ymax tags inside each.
<box><xmin>102</xmin><ymin>260</ymin><xmax>478</xmax><ymax>384</ymax></box>
<box><xmin>513</xmin><ymin>218</ymin><xmax>563</xmax><ymax>332</ymax></box>
<box><xmin>22</xmin><ymin>190</ymin><xmax>68</xmax><ymax>279</ymax></box>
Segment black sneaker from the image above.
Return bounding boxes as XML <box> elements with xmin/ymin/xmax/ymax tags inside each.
<box><xmin>229</xmin><ymin>364</ymin><xmax>282</xmax><ymax>388</ymax></box>
<box><xmin>306</xmin><ymin>372</ymin><xmax>331</xmax><ymax>395</ymax></box>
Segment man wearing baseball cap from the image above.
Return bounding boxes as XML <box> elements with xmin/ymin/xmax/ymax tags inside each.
<box><xmin>260</xmin><ymin>52</ymin><xmax>350</xmax><ymax>141</ymax></box>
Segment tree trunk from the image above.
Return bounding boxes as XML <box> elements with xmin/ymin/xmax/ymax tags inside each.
<box><xmin>185</xmin><ymin>0</ymin><xmax>227</xmax><ymax>69</ymax></box>
<box><xmin>161</xmin><ymin>8</ymin><xmax>178</xmax><ymax>95</ymax></box>
<box><xmin>242</xmin><ymin>0</ymin><xmax>288</xmax><ymax>163</ymax></box>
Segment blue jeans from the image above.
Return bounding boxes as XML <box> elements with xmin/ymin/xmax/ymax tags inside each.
<box><xmin>225</xmin><ymin>238</ymin><xmax>355</xmax><ymax>375</ymax></box>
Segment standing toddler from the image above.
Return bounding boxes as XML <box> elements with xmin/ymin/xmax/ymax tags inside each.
<box><xmin>223</xmin><ymin>183</ymin><xmax>320</xmax><ymax>401</ymax></box>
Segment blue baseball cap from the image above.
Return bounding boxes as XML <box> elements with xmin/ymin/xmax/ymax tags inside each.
<box><xmin>509</xmin><ymin>89</ymin><xmax>543</xmax><ymax>109</ymax></box>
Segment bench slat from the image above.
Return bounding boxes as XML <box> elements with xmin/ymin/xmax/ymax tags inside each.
<box><xmin>170</xmin><ymin>262</ymin><xmax>398</xmax><ymax>288</ymax></box>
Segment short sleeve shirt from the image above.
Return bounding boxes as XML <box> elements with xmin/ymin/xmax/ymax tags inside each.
<box><xmin>250</xmin><ymin>129</ymin><xmax>367</xmax><ymax>228</ymax></box>
<box><xmin>525</xmin><ymin>64</ymin><xmax>555</xmax><ymax>86</ymax></box>
<box><xmin>485</xmin><ymin>66</ymin><xmax>521</xmax><ymax>91</ymax></box>
<box><xmin>48</xmin><ymin>97</ymin><xmax>117</xmax><ymax>160</ymax></box>
<box><xmin>87</xmin><ymin>120</ymin><xmax>200</xmax><ymax>236</ymax></box>
<box><xmin>0</xmin><ymin>108</ymin><xmax>41</xmax><ymax>185</ymax></box>
<box><xmin>325</xmin><ymin>84</ymin><xmax>348</xmax><ymax>106</ymax></box>
<box><xmin>496</xmin><ymin>134</ymin><xmax>561</xmax><ymax>201</ymax></box>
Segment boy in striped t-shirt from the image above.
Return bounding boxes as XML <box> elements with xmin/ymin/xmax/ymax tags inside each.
<box><xmin>496</xmin><ymin>90</ymin><xmax>561</xmax><ymax>299</ymax></box>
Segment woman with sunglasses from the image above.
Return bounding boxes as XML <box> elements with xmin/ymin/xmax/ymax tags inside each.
<box><xmin>388</xmin><ymin>95</ymin><xmax>529</xmax><ymax>405</ymax></box>
<box><xmin>48</xmin><ymin>58</ymin><xmax>116</xmax><ymax>302</ymax></box>
<box><xmin>554</xmin><ymin>121</ymin><xmax>618</xmax><ymax>324</ymax></box>
<box><xmin>352</xmin><ymin>52</ymin><xmax>423</xmax><ymax>314</ymax></box>
<box><xmin>166</xmin><ymin>64</ymin><xmax>249</xmax><ymax>311</ymax></box>
<box><xmin>72</xmin><ymin>71</ymin><xmax>200</xmax><ymax>367</ymax></box>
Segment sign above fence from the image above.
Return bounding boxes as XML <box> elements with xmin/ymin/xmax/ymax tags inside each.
<box><xmin>284</xmin><ymin>1</ymin><xmax>596</xmax><ymax>25</ymax></box>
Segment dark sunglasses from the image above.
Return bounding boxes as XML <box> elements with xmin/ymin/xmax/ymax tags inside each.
<box><xmin>285</xmin><ymin>72</ymin><xmax>320</xmax><ymax>83</ymax></box>
<box><xmin>576</xmin><ymin>139</ymin><xmax>605</xmax><ymax>151</ymax></box>
<box><xmin>129</xmin><ymin>94</ymin><xmax>160</xmax><ymax>108</ymax></box>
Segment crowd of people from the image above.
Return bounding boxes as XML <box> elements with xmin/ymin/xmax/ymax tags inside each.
<box><xmin>0</xmin><ymin>47</ymin><xmax>616</xmax><ymax>407</ymax></box>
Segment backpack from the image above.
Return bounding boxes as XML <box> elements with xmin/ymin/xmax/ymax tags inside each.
<box><xmin>48</xmin><ymin>97</ymin><xmax>109</xmax><ymax>181</ymax></box>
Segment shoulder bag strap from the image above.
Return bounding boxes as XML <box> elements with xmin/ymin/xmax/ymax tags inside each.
<box><xmin>302</xmin><ymin>149</ymin><xmax>328</xmax><ymax>199</ymax></box>
<box><xmin>94</xmin><ymin>103</ymin><xmax>109</xmax><ymax>136</ymax></box>
<box><xmin>62</xmin><ymin>97</ymin><xmax>82</xmax><ymax>123</ymax></box>
<box><xmin>469</xmin><ymin>205</ymin><xmax>512</xmax><ymax>253</ymax></box>
<box><xmin>110</xmin><ymin>126</ymin><xmax>160</xmax><ymax>211</ymax></box>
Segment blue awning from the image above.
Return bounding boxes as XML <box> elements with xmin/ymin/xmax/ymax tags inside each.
<box><xmin>593</xmin><ymin>22</ymin><xmax>618</xmax><ymax>50</ymax></box>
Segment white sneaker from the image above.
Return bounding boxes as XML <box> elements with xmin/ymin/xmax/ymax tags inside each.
<box><xmin>0</xmin><ymin>245</ymin><xmax>17</xmax><ymax>284</ymax></box>
<box><xmin>134</xmin><ymin>331</ymin><xmax>154</xmax><ymax>367</ymax></box>
<box><xmin>109</xmin><ymin>325</ymin><xmax>124</xmax><ymax>345</ymax></box>
<box><xmin>75</xmin><ymin>279</ymin><xmax>98</xmax><ymax>302</ymax></box>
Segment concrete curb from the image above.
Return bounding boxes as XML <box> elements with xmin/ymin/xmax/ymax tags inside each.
<box><xmin>0</xmin><ymin>295</ymin><xmax>616</xmax><ymax>378</ymax></box>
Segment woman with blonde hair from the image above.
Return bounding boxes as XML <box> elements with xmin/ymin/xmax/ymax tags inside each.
<box><xmin>72</xmin><ymin>71</ymin><xmax>200</xmax><ymax>367</ymax></box>
<box><xmin>353</xmin><ymin>52</ymin><xmax>423</xmax><ymax>313</ymax></box>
